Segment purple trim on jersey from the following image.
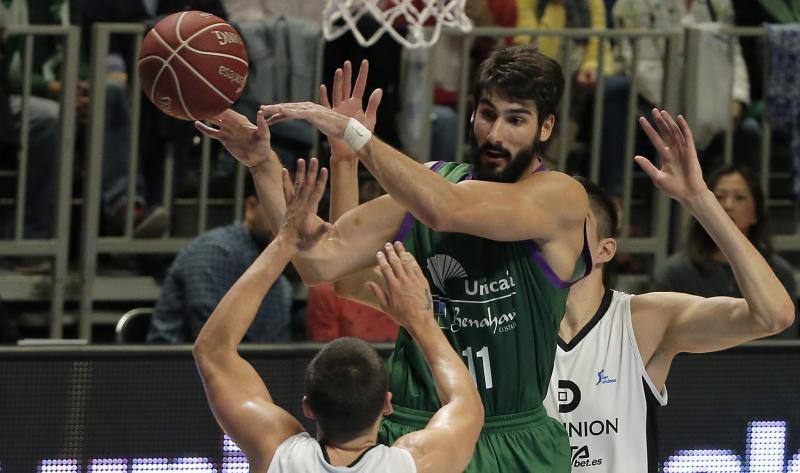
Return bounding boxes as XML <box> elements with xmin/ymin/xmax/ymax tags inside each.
<box><xmin>430</xmin><ymin>160</ymin><xmax>447</xmax><ymax>172</ymax></box>
<box><xmin>528</xmin><ymin>220</ymin><xmax>593</xmax><ymax>289</ymax></box>
<box><xmin>393</xmin><ymin>212</ymin><xmax>415</xmax><ymax>243</ymax></box>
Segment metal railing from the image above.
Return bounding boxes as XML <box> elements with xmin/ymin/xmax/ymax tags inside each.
<box><xmin>4</xmin><ymin>23</ymin><xmax>797</xmax><ymax>339</ymax></box>
<box><xmin>2</xmin><ymin>25</ymin><xmax>80</xmax><ymax>338</ymax></box>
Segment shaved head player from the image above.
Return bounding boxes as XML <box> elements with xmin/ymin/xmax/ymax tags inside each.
<box><xmin>192</xmin><ymin>159</ymin><xmax>483</xmax><ymax>473</ymax></box>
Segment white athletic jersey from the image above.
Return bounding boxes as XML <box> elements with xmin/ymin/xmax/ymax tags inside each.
<box><xmin>267</xmin><ymin>433</ymin><xmax>417</xmax><ymax>473</ymax></box>
<box><xmin>544</xmin><ymin>290</ymin><xmax>668</xmax><ymax>473</ymax></box>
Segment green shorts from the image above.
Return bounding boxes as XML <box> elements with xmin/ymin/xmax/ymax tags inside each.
<box><xmin>379</xmin><ymin>404</ymin><xmax>570</xmax><ymax>473</ymax></box>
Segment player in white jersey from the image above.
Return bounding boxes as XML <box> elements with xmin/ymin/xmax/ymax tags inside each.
<box><xmin>192</xmin><ymin>159</ymin><xmax>483</xmax><ymax>473</ymax></box>
<box><xmin>544</xmin><ymin>110</ymin><xmax>795</xmax><ymax>472</ymax></box>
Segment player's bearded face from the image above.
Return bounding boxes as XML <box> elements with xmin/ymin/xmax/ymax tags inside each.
<box><xmin>470</xmin><ymin>132</ymin><xmax>543</xmax><ymax>183</ymax></box>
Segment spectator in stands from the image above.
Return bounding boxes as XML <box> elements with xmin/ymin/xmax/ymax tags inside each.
<box><xmin>146</xmin><ymin>180</ymin><xmax>292</xmax><ymax>343</ymax></box>
<box><xmin>306</xmin><ymin>178</ymin><xmax>399</xmax><ymax>342</ymax></box>
<box><xmin>603</xmin><ymin>0</ymin><xmax>761</xmax><ymax>202</ymax></box>
<box><xmin>2</xmin><ymin>0</ymin><xmax>63</xmax><ymax>253</ymax></box>
<box><xmin>6</xmin><ymin>0</ymin><xmax>168</xmax><ymax>244</ymax></box>
<box><xmin>515</xmin><ymin>0</ymin><xmax>614</xmax><ymax>88</ymax></box>
<box><xmin>652</xmin><ymin>164</ymin><xmax>798</xmax><ymax>338</ymax></box>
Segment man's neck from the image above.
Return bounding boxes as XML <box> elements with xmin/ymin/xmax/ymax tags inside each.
<box><xmin>528</xmin><ymin>156</ymin><xmax>544</xmax><ymax>174</ymax></box>
<box><xmin>317</xmin><ymin>428</ymin><xmax>378</xmax><ymax>467</ymax></box>
<box><xmin>561</xmin><ymin>270</ymin><xmax>605</xmax><ymax>342</ymax></box>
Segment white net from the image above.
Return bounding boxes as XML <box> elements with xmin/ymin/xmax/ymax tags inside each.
<box><xmin>322</xmin><ymin>0</ymin><xmax>472</xmax><ymax>49</ymax></box>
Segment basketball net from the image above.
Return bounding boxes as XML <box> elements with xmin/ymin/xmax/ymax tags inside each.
<box><xmin>322</xmin><ymin>0</ymin><xmax>472</xmax><ymax>49</ymax></box>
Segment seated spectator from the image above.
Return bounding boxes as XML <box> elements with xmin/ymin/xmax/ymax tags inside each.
<box><xmin>147</xmin><ymin>180</ymin><xmax>292</xmax><ymax>343</ymax></box>
<box><xmin>3</xmin><ymin>0</ymin><xmax>63</xmax><ymax>249</ymax></box>
<box><xmin>652</xmin><ymin>165</ymin><xmax>798</xmax><ymax>338</ymax></box>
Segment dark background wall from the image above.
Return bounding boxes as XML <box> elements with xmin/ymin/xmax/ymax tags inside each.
<box><xmin>0</xmin><ymin>343</ymin><xmax>798</xmax><ymax>472</ymax></box>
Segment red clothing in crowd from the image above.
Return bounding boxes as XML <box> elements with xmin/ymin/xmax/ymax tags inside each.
<box><xmin>306</xmin><ymin>283</ymin><xmax>399</xmax><ymax>342</ymax></box>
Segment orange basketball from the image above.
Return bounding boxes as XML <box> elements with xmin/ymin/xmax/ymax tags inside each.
<box><xmin>137</xmin><ymin>11</ymin><xmax>249</xmax><ymax>121</ymax></box>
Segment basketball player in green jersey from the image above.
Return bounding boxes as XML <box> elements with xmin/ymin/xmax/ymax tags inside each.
<box><xmin>196</xmin><ymin>47</ymin><xmax>589</xmax><ymax>471</ymax></box>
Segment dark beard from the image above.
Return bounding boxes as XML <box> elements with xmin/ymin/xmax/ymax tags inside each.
<box><xmin>469</xmin><ymin>137</ymin><xmax>543</xmax><ymax>183</ymax></box>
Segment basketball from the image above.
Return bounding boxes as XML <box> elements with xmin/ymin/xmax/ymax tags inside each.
<box><xmin>137</xmin><ymin>11</ymin><xmax>249</xmax><ymax>121</ymax></box>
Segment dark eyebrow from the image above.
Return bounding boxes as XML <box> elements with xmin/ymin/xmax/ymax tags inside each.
<box><xmin>478</xmin><ymin>98</ymin><xmax>533</xmax><ymax>116</ymax></box>
<box><xmin>506</xmin><ymin>108</ymin><xmax>532</xmax><ymax>116</ymax></box>
<box><xmin>478</xmin><ymin>98</ymin><xmax>496</xmax><ymax>109</ymax></box>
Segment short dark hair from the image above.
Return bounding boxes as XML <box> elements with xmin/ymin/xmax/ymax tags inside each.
<box><xmin>687</xmin><ymin>164</ymin><xmax>772</xmax><ymax>273</ymax></box>
<box><xmin>574</xmin><ymin>176</ymin><xmax>619</xmax><ymax>239</ymax></box>
<box><xmin>472</xmin><ymin>45</ymin><xmax>565</xmax><ymax>123</ymax></box>
<box><xmin>304</xmin><ymin>338</ymin><xmax>388</xmax><ymax>442</ymax></box>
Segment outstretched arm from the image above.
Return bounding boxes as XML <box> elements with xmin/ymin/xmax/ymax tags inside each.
<box><xmin>633</xmin><ymin>110</ymin><xmax>794</xmax><ymax>361</ymax></box>
<box><xmin>261</xmin><ymin>102</ymin><xmax>588</xmax><ymax>245</ymax></box>
<box><xmin>193</xmin><ymin>159</ymin><xmax>331</xmax><ymax>470</ymax></box>
<box><xmin>368</xmin><ymin>242</ymin><xmax>483</xmax><ymax>473</ymax></box>
<box><xmin>195</xmin><ymin>107</ymin><xmax>405</xmax><ymax>286</ymax></box>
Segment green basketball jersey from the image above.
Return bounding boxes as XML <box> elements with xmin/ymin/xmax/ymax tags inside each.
<box><xmin>387</xmin><ymin>162</ymin><xmax>588</xmax><ymax>417</ymax></box>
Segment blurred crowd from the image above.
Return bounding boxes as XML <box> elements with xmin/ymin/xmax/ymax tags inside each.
<box><xmin>0</xmin><ymin>0</ymin><xmax>798</xmax><ymax>343</ymax></box>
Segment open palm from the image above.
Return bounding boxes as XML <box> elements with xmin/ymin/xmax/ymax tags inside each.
<box><xmin>634</xmin><ymin>109</ymin><xmax>708</xmax><ymax>204</ymax></box>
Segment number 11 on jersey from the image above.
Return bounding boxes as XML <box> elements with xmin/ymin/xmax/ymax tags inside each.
<box><xmin>462</xmin><ymin>346</ymin><xmax>493</xmax><ymax>389</ymax></box>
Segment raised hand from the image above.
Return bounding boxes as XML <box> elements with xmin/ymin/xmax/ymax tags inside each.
<box><xmin>195</xmin><ymin>109</ymin><xmax>273</xmax><ymax>169</ymax></box>
<box><xmin>279</xmin><ymin>158</ymin><xmax>332</xmax><ymax>251</ymax></box>
<box><xmin>366</xmin><ymin>242</ymin><xmax>434</xmax><ymax>330</ymax></box>
<box><xmin>321</xmin><ymin>60</ymin><xmax>383</xmax><ymax>161</ymax></box>
<box><xmin>634</xmin><ymin>109</ymin><xmax>708</xmax><ymax>204</ymax></box>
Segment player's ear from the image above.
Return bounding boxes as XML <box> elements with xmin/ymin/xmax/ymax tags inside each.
<box><xmin>596</xmin><ymin>237</ymin><xmax>617</xmax><ymax>265</ymax></box>
<box><xmin>382</xmin><ymin>392</ymin><xmax>394</xmax><ymax>417</ymax></box>
<box><xmin>302</xmin><ymin>395</ymin><xmax>317</xmax><ymax>420</ymax></box>
<box><xmin>539</xmin><ymin>114</ymin><xmax>555</xmax><ymax>142</ymax></box>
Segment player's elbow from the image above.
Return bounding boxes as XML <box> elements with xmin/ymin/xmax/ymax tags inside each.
<box><xmin>768</xmin><ymin>302</ymin><xmax>795</xmax><ymax>335</ymax></box>
<box><xmin>756</xmin><ymin>299</ymin><xmax>795</xmax><ymax>336</ymax></box>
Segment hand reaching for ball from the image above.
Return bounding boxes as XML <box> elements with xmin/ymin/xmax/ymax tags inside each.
<box><xmin>195</xmin><ymin>109</ymin><xmax>274</xmax><ymax>170</ymax></box>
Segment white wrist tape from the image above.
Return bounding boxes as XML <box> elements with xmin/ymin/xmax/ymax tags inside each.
<box><xmin>342</xmin><ymin>118</ymin><xmax>372</xmax><ymax>152</ymax></box>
